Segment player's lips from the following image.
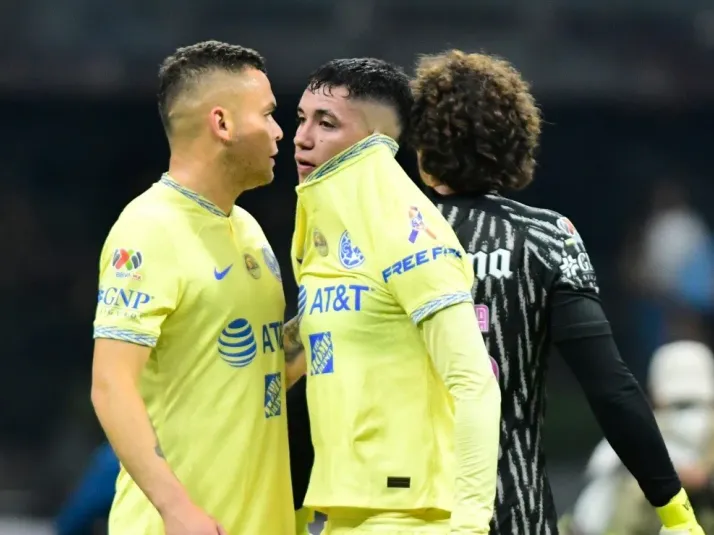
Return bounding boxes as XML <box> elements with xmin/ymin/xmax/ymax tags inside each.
<box><xmin>295</xmin><ymin>157</ymin><xmax>316</xmax><ymax>175</ymax></box>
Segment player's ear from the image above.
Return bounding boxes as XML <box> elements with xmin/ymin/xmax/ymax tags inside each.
<box><xmin>209</xmin><ymin>107</ymin><xmax>232</xmax><ymax>143</ymax></box>
<box><xmin>416</xmin><ymin>151</ymin><xmax>439</xmax><ymax>188</ymax></box>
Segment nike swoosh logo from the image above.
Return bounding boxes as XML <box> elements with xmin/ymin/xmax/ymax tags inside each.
<box><xmin>214</xmin><ymin>264</ymin><xmax>233</xmax><ymax>280</ymax></box>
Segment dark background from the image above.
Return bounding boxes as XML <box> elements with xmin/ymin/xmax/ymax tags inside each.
<box><xmin>2</xmin><ymin>0</ymin><xmax>714</xmax><ymax>530</ymax></box>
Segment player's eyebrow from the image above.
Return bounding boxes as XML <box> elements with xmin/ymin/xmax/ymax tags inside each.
<box><xmin>265</xmin><ymin>102</ymin><xmax>277</xmax><ymax>113</ymax></box>
<box><xmin>296</xmin><ymin>106</ymin><xmax>339</xmax><ymax>122</ymax></box>
<box><xmin>315</xmin><ymin>108</ymin><xmax>337</xmax><ymax>121</ymax></box>
<box><xmin>315</xmin><ymin>108</ymin><xmax>340</xmax><ymax>123</ymax></box>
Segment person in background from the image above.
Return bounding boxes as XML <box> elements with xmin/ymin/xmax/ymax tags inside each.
<box><xmin>55</xmin><ymin>442</ymin><xmax>118</xmax><ymax>535</ymax></box>
<box><xmin>619</xmin><ymin>180</ymin><xmax>713</xmax><ymax>380</ymax></box>
<box><xmin>408</xmin><ymin>48</ymin><xmax>705</xmax><ymax>534</ymax></box>
<box><xmin>561</xmin><ymin>340</ymin><xmax>714</xmax><ymax>534</ymax></box>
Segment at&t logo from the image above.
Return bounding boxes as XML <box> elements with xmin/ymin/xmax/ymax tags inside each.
<box><xmin>218</xmin><ymin>318</ymin><xmax>257</xmax><ymax>368</ymax></box>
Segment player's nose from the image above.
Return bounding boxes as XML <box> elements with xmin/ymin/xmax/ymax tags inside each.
<box><xmin>293</xmin><ymin>126</ymin><xmax>313</xmax><ymax>151</ymax></box>
<box><xmin>271</xmin><ymin>116</ymin><xmax>283</xmax><ymax>141</ymax></box>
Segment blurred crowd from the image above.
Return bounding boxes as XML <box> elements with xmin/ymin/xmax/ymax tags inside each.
<box><xmin>621</xmin><ymin>180</ymin><xmax>714</xmax><ymax>362</ymax></box>
<box><xmin>562</xmin><ymin>339</ymin><xmax>714</xmax><ymax>534</ymax></box>
<box><xmin>559</xmin><ymin>176</ymin><xmax>714</xmax><ymax>534</ymax></box>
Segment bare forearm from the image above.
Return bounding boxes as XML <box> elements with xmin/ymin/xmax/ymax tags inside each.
<box><xmin>284</xmin><ymin>315</ymin><xmax>304</xmax><ymax>363</ymax></box>
<box><xmin>421</xmin><ymin>302</ymin><xmax>501</xmax><ymax>533</ymax></box>
<box><xmin>91</xmin><ymin>380</ymin><xmax>188</xmax><ymax>515</ymax></box>
<box><xmin>284</xmin><ymin>315</ymin><xmax>307</xmax><ymax>387</ymax></box>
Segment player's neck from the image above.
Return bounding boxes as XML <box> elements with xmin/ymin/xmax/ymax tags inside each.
<box><xmin>167</xmin><ymin>154</ymin><xmax>239</xmax><ymax>216</ymax></box>
<box><xmin>432</xmin><ymin>183</ymin><xmax>456</xmax><ymax>196</ymax></box>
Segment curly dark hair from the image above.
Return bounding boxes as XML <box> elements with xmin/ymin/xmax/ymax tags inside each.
<box><xmin>158</xmin><ymin>41</ymin><xmax>266</xmax><ymax>133</ymax></box>
<box><xmin>306</xmin><ymin>58</ymin><xmax>413</xmax><ymax>142</ymax></box>
<box><xmin>410</xmin><ymin>50</ymin><xmax>541</xmax><ymax>194</ymax></box>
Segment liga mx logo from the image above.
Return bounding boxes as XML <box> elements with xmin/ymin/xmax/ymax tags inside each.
<box><xmin>217</xmin><ymin>318</ymin><xmax>257</xmax><ymax>368</ymax></box>
<box><xmin>112</xmin><ymin>248</ymin><xmax>143</xmax><ymax>280</ymax></box>
<box><xmin>556</xmin><ymin>216</ymin><xmax>583</xmax><ymax>244</ymax></box>
<box><xmin>338</xmin><ymin>231</ymin><xmax>365</xmax><ymax>269</ymax></box>
<box><xmin>408</xmin><ymin>206</ymin><xmax>436</xmax><ymax>243</ymax></box>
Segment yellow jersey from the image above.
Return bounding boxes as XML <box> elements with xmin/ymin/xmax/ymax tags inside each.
<box><xmin>291</xmin><ymin>135</ymin><xmax>475</xmax><ymax>514</ymax></box>
<box><xmin>94</xmin><ymin>175</ymin><xmax>294</xmax><ymax>535</ymax></box>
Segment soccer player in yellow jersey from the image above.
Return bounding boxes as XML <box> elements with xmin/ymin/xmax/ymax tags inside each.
<box><xmin>287</xmin><ymin>58</ymin><xmax>502</xmax><ymax>535</ymax></box>
<box><xmin>90</xmin><ymin>41</ymin><xmax>298</xmax><ymax>535</ymax></box>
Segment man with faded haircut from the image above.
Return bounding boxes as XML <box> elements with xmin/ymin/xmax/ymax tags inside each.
<box><xmin>409</xmin><ymin>48</ymin><xmax>705</xmax><ymax>535</ymax></box>
<box><xmin>91</xmin><ymin>41</ymin><xmax>297</xmax><ymax>535</ymax></box>
<box><xmin>287</xmin><ymin>57</ymin><xmax>501</xmax><ymax>534</ymax></box>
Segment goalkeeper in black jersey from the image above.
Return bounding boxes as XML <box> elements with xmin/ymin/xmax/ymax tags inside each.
<box><xmin>408</xmin><ymin>49</ymin><xmax>704</xmax><ymax>535</ymax></box>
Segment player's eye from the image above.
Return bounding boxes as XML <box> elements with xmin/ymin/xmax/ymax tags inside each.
<box><xmin>320</xmin><ymin>121</ymin><xmax>335</xmax><ymax>129</ymax></box>
<box><xmin>296</xmin><ymin>116</ymin><xmax>305</xmax><ymax>126</ymax></box>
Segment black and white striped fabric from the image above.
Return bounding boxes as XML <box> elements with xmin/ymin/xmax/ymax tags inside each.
<box><xmin>433</xmin><ymin>192</ymin><xmax>599</xmax><ymax>535</ymax></box>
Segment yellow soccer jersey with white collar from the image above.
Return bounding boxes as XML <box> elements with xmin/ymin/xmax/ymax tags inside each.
<box><xmin>94</xmin><ymin>175</ymin><xmax>294</xmax><ymax>535</ymax></box>
<box><xmin>291</xmin><ymin>135</ymin><xmax>475</xmax><ymax>514</ymax></box>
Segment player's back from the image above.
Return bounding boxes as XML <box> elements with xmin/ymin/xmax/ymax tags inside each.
<box><xmin>96</xmin><ymin>176</ymin><xmax>293</xmax><ymax>535</ymax></box>
<box><xmin>430</xmin><ymin>192</ymin><xmax>598</xmax><ymax>535</ymax></box>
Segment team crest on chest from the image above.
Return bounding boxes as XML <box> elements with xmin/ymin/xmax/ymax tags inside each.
<box><xmin>244</xmin><ymin>253</ymin><xmax>262</xmax><ymax>279</ymax></box>
<box><xmin>338</xmin><ymin>231</ymin><xmax>365</xmax><ymax>269</ymax></box>
<box><xmin>312</xmin><ymin>228</ymin><xmax>329</xmax><ymax>257</ymax></box>
<box><xmin>261</xmin><ymin>245</ymin><xmax>282</xmax><ymax>282</ymax></box>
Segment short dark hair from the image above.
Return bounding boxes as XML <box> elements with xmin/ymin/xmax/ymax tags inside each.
<box><xmin>157</xmin><ymin>41</ymin><xmax>266</xmax><ymax>133</ymax></box>
<box><xmin>306</xmin><ymin>58</ymin><xmax>412</xmax><ymax>141</ymax></box>
<box><xmin>410</xmin><ymin>50</ymin><xmax>541</xmax><ymax>194</ymax></box>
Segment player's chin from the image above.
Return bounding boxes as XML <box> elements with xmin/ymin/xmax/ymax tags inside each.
<box><xmin>257</xmin><ymin>172</ymin><xmax>274</xmax><ymax>187</ymax></box>
<box><xmin>244</xmin><ymin>171</ymin><xmax>274</xmax><ymax>191</ymax></box>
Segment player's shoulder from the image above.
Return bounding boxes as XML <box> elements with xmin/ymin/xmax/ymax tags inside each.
<box><xmin>108</xmin><ymin>186</ymin><xmax>177</xmax><ymax>242</ymax></box>
<box><xmin>380</xmin><ymin>180</ymin><xmax>455</xmax><ymax>240</ymax></box>
<box><xmin>231</xmin><ymin>204</ymin><xmax>260</xmax><ymax>225</ymax></box>
<box><xmin>493</xmin><ymin>196</ymin><xmax>584</xmax><ymax>246</ymax></box>
<box><xmin>230</xmin><ymin>205</ymin><xmax>267</xmax><ymax>237</ymax></box>
<box><xmin>383</xmin><ymin>172</ymin><xmax>439</xmax><ymax>218</ymax></box>
<box><xmin>120</xmin><ymin>182</ymin><xmax>177</xmax><ymax>216</ymax></box>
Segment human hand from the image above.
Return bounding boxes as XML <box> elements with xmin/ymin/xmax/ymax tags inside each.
<box><xmin>162</xmin><ymin>501</ymin><xmax>227</xmax><ymax>535</ymax></box>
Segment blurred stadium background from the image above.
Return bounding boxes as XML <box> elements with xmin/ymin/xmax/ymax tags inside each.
<box><xmin>2</xmin><ymin>0</ymin><xmax>714</xmax><ymax>533</ymax></box>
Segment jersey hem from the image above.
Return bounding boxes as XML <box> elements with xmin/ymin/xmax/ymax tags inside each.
<box><xmin>93</xmin><ymin>326</ymin><xmax>158</xmax><ymax>347</ymax></box>
<box><xmin>410</xmin><ymin>291</ymin><xmax>473</xmax><ymax>324</ymax></box>
<box><xmin>305</xmin><ymin>503</ymin><xmax>453</xmax><ymax>517</ymax></box>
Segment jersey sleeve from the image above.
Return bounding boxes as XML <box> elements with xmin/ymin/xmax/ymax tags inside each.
<box><xmin>529</xmin><ymin>214</ymin><xmax>600</xmax><ymax>295</ymax></box>
<box><xmin>291</xmin><ymin>198</ymin><xmax>308</xmax><ymax>284</ymax></box>
<box><xmin>420</xmin><ymin>302</ymin><xmax>500</xmax><ymax>530</ymax></box>
<box><xmin>93</xmin><ymin>214</ymin><xmax>180</xmax><ymax>348</ymax></box>
<box><xmin>376</xmin><ymin>204</ymin><xmax>474</xmax><ymax>325</ymax></box>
